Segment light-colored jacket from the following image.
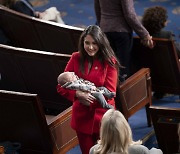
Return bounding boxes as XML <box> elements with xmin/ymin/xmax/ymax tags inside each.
<box><xmin>89</xmin><ymin>144</ymin><xmax>163</xmax><ymax>154</ymax></box>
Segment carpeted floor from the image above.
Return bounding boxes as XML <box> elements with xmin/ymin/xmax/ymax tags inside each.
<box><xmin>31</xmin><ymin>0</ymin><xmax>180</xmax><ymax>42</ymax></box>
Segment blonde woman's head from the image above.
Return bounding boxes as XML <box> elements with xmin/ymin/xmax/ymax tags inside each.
<box><xmin>95</xmin><ymin>109</ymin><xmax>141</xmax><ymax>154</ymax></box>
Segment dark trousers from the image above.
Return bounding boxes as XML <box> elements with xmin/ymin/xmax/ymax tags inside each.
<box><xmin>105</xmin><ymin>32</ymin><xmax>133</xmax><ymax>81</ymax></box>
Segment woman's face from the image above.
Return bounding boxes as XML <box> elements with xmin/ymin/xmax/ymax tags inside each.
<box><xmin>84</xmin><ymin>35</ymin><xmax>99</xmax><ymax>57</ymax></box>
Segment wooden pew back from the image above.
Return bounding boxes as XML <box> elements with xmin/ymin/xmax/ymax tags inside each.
<box><xmin>0</xmin><ymin>6</ymin><xmax>83</xmax><ymax>54</ymax></box>
<box><xmin>149</xmin><ymin>106</ymin><xmax>180</xmax><ymax>154</ymax></box>
<box><xmin>115</xmin><ymin>68</ymin><xmax>152</xmax><ymax>126</ymax></box>
<box><xmin>0</xmin><ymin>44</ymin><xmax>71</xmax><ymax>112</ymax></box>
<box><xmin>132</xmin><ymin>37</ymin><xmax>180</xmax><ymax>95</ymax></box>
<box><xmin>0</xmin><ymin>90</ymin><xmax>53</xmax><ymax>154</ymax></box>
<box><xmin>0</xmin><ymin>90</ymin><xmax>78</xmax><ymax>154</ymax></box>
<box><xmin>0</xmin><ymin>5</ymin><xmax>41</xmax><ymax>49</ymax></box>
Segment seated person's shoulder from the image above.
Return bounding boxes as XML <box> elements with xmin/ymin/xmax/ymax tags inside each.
<box><xmin>129</xmin><ymin>145</ymin><xmax>163</xmax><ymax>154</ymax></box>
<box><xmin>149</xmin><ymin>147</ymin><xmax>163</xmax><ymax>154</ymax></box>
<box><xmin>154</xmin><ymin>30</ymin><xmax>173</xmax><ymax>39</ymax></box>
<box><xmin>162</xmin><ymin>30</ymin><xmax>174</xmax><ymax>39</ymax></box>
<box><xmin>128</xmin><ymin>144</ymin><xmax>149</xmax><ymax>154</ymax></box>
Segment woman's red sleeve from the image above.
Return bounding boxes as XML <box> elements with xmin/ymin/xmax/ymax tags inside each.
<box><xmin>104</xmin><ymin>61</ymin><xmax>118</xmax><ymax>93</ymax></box>
<box><xmin>56</xmin><ymin>53</ymin><xmax>77</xmax><ymax>102</ymax></box>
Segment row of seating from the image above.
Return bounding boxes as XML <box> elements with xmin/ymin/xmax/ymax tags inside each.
<box><xmin>0</xmin><ymin>5</ymin><xmax>83</xmax><ymax>54</ymax></box>
<box><xmin>0</xmin><ymin>43</ymin><xmax>152</xmax><ymax>153</ymax></box>
<box><xmin>1</xmin><ymin>5</ymin><xmax>179</xmax><ymax>96</ymax></box>
<box><xmin>131</xmin><ymin>37</ymin><xmax>180</xmax><ymax>154</ymax></box>
<box><xmin>0</xmin><ymin>90</ymin><xmax>78</xmax><ymax>154</ymax></box>
<box><xmin>0</xmin><ymin>5</ymin><xmax>180</xmax><ymax>154</ymax></box>
<box><xmin>0</xmin><ymin>44</ymin><xmax>72</xmax><ymax>113</ymax></box>
<box><xmin>132</xmin><ymin>37</ymin><xmax>180</xmax><ymax>154</ymax></box>
<box><xmin>1</xmin><ymin>43</ymin><xmax>179</xmax><ymax>154</ymax></box>
<box><xmin>1</xmin><ymin>88</ymin><xmax>179</xmax><ymax>154</ymax></box>
<box><xmin>132</xmin><ymin>37</ymin><xmax>180</xmax><ymax>95</ymax></box>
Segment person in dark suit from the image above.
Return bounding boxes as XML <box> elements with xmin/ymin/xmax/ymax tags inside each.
<box><xmin>142</xmin><ymin>6</ymin><xmax>180</xmax><ymax>58</ymax></box>
<box><xmin>94</xmin><ymin>0</ymin><xmax>154</xmax><ymax>81</ymax></box>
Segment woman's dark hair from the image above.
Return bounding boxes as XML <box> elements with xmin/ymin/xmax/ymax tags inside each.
<box><xmin>142</xmin><ymin>6</ymin><xmax>168</xmax><ymax>35</ymax></box>
<box><xmin>78</xmin><ymin>25</ymin><xmax>121</xmax><ymax>74</ymax></box>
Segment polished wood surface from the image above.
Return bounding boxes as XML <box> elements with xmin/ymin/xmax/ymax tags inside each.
<box><xmin>150</xmin><ymin>106</ymin><xmax>180</xmax><ymax>154</ymax></box>
<box><xmin>0</xmin><ymin>44</ymin><xmax>71</xmax><ymax>112</ymax></box>
<box><xmin>0</xmin><ymin>90</ymin><xmax>78</xmax><ymax>154</ymax></box>
<box><xmin>132</xmin><ymin>37</ymin><xmax>180</xmax><ymax>95</ymax></box>
<box><xmin>0</xmin><ymin>5</ymin><xmax>83</xmax><ymax>54</ymax></box>
<box><xmin>116</xmin><ymin>68</ymin><xmax>152</xmax><ymax>126</ymax></box>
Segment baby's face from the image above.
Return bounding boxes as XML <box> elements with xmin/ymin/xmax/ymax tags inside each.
<box><xmin>67</xmin><ymin>72</ymin><xmax>77</xmax><ymax>82</ymax></box>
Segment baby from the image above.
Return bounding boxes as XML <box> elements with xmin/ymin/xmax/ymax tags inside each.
<box><xmin>57</xmin><ymin>72</ymin><xmax>115</xmax><ymax>109</ymax></box>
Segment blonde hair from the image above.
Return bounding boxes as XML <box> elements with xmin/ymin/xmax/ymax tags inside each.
<box><xmin>94</xmin><ymin>109</ymin><xmax>141</xmax><ymax>154</ymax></box>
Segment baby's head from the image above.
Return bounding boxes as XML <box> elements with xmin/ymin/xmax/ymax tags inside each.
<box><xmin>57</xmin><ymin>72</ymin><xmax>78</xmax><ymax>86</ymax></box>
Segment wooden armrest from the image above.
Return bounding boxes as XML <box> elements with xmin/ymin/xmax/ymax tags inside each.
<box><xmin>47</xmin><ymin>106</ymin><xmax>78</xmax><ymax>154</ymax></box>
<box><xmin>116</xmin><ymin>68</ymin><xmax>152</xmax><ymax>126</ymax></box>
<box><xmin>149</xmin><ymin>106</ymin><xmax>180</xmax><ymax>154</ymax></box>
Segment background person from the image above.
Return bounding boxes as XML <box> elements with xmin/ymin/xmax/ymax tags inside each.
<box><xmin>0</xmin><ymin>0</ymin><xmax>64</xmax><ymax>24</ymax></box>
<box><xmin>142</xmin><ymin>6</ymin><xmax>180</xmax><ymax>58</ymax></box>
<box><xmin>142</xmin><ymin>6</ymin><xmax>180</xmax><ymax>99</ymax></box>
<box><xmin>94</xmin><ymin>0</ymin><xmax>154</xmax><ymax>81</ymax></box>
<box><xmin>90</xmin><ymin>109</ymin><xmax>163</xmax><ymax>154</ymax></box>
<box><xmin>57</xmin><ymin>25</ymin><xmax>120</xmax><ymax>154</ymax></box>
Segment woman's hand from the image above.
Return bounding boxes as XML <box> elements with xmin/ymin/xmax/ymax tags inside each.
<box><xmin>141</xmin><ymin>35</ymin><xmax>154</xmax><ymax>49</ymax></box>
<box><xmin>76</xmin><ymin>90</ymin><xmax>96</xmax><ymax>106</ymax></box>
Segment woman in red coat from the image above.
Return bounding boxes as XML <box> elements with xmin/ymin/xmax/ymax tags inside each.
<box><xmin>57</xmin><ymin>25</ymin><xmax>120</xmax><ymax>154</ymax></box>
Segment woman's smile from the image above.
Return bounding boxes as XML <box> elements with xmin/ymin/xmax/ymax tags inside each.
<box><xmin>84</xmin><ymin>35</ymin><xmax>99</xmax><ymax>57</ymax></box>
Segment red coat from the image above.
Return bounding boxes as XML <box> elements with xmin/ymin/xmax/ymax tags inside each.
<box><xmin>57</xmin><ymin>52</ymin><xmax>118</xmax><ymax>134</ymax></box>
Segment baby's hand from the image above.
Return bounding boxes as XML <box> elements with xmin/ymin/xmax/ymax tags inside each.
<box><xmin>91</xmin><ymin>86</ymin><xmax>96</xmax><ymax>91</ymax></box>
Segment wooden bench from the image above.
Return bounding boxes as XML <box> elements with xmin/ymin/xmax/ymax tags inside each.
<box><xmin>149</xmin><ymin>106</ymin><xmax>180</xmax><ymax>154</ymax></box>
<box><xmin>132</xmin><ymin>37</ymin><xmax>180</xmax><ymax>95</ymax></box>
<box><xmin>0</xmin><ymin>43</ymin><xmax>153</xmax><ymax>125</ymax></box>
<box><xmin>0</xmin><ymin>5</ymin><xmax>83</xmax><ymax>54</ymax></box>
<box><xmin>0</xmin><ymin>44</ymin><xmax>71</xmax><ymax>113</ymax></box>
<box><xmin>116</xmin><ymin>68</ymin><xmax>152</xmax><ymax>126</ymax></box>
<box><xmin>0</xmin><ymin>90</ymin><xmax>78</xmax><ymax>154</ymax></box>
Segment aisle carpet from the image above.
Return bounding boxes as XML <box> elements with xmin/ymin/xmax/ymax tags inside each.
<box><xmin>31</xmin><ymin>0</ymin><xmax>180</xmax><ymax>42</ymax></box>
